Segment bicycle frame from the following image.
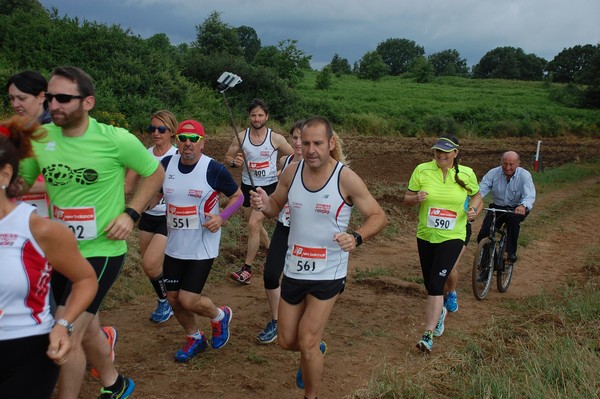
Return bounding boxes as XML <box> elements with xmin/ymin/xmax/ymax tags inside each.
<box><xmin>472</xmin><ymin>207</ymin><xmax>516</xmax><ymax>300</ymax></box>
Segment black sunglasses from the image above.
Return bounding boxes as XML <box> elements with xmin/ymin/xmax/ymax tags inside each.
<box><xmin>146</xmin><ymin>125</ymin><xmax>169</xmax><ymax>134</ymax></box>
<box><xmin>45</xmin><ymin>93</ymin><xmax>85</xmax><ymax>103</ymax></box>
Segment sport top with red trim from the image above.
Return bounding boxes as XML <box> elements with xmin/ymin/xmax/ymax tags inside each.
<box><xmin>0</xmin><ymin>203</ymin><xmax>53</xmax><ymax>340</ymax></box>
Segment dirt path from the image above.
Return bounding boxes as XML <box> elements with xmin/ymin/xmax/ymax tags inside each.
<box><xmin>78</xmin><ymin>136</ymin><xmax>600</xmax><ymax>398</ymax></box>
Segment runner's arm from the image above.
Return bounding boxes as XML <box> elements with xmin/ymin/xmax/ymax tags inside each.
<box><xmin>30</xmin><ymin>215</ymin><xmax>97</xmax><ymax>364</ymax></box>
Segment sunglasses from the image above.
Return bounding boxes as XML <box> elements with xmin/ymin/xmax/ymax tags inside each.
<box><xmin>176</xmin><ymin>134</ymin><xmax>203</xmax><ymax>143</ymax></box>
<box><xmin>45</xmin><ymin>93</ymin><xmax>85</xmax><ymax>103</ymax></box>
<box><xmin>146</xmin><ymin>125</ymin><xmax>169</xmax><ymax>134</ymax></box>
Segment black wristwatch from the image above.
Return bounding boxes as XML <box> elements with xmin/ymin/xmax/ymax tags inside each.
<box><xmin>54</xmin><ymin>319</ymin><xmax>74</xmax><ymax>336</ymax></box>
<box><xmin>351</xmin><ymin>231</ymin><xmax>363</xmax><ymax>247</ymax></box>
<box><xmin>124</xmin><ymin>207</ymin><xmax>141</xmax><ymax>223</ymax></box>
<box><xmin>229</xmin><ymin>160</ymin><xmax>237</xmax><ymax>168</ymax></box>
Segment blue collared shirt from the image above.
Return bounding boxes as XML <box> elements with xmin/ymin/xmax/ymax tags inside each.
<box><xmin>479</xmin><ymin>166</ymin><xmax>536</xmax><ymax>210</ymax></box>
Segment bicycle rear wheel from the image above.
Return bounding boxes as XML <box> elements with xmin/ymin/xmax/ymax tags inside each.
<box><xmin>472</xmin><ymin>238</ymin><xmax>494</xmax><ymax>300</ymax></box>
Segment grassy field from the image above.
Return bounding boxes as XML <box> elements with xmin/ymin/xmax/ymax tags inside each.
<box><xmin>293</xmin><ymin>72</ymin><xmax>600</xmax><ymax>138</ymax></box>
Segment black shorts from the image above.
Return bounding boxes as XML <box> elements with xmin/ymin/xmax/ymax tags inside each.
<box><xmin>263</xmin><ymin>221</ymin><xmax>290</xmax><ymax>290</ymax></box>
<box><xmin>281</xmin><ymin>275</ymin><xmax>346</xmax><ymax>305</ymax></box>
<box><xmin>241</xmin><ymin>182</ymin><xmax>278</xmax><ymax>207</ymax></box>
<box><xmin>163</xmin><ymin>255</ymin><xmax>214</xmax><ymax>294</ymax></box>
<box><xmin>0</xmin><ymin>333</ymin><xmax>60</xmax><ymax>398</ymax></box>
<box><xmin>138</xmin><ymin>212</ymin><xmax>167</xmax><ymax>236</ymax></box>
<box><xmin>52</xmin><ymin>255</ymin><xmax>125</xmax><ymax>314</ymax></box>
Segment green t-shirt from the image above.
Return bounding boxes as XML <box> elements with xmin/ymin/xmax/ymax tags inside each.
<box><xmin>407</xmin><ymin>160</ymin><xmax>479</xmax><ymax>243</ymax></box>
<box><xmin>20</xmin><ymin>117</ymin><xmax>158</xmax><ymax>257</ymax></box>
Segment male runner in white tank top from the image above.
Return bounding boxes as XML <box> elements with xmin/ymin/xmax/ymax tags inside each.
<box><xmin>250</xmin><ymin>117</ymin><xmax>387</xmax><ymax>399</ymax></box>
<box><xmin>224</xmin><ymin>98</ymin><xmax>293</xmax><ymax>284</ymax></box>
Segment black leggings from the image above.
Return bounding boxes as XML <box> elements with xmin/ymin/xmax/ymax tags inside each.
<box><xmin>417</xmin><ymin>238</ymin><xmax>464</xmax><ymax>295</ymax></box>
<box><xmin>263</xmin><ymin>221</ymin><xmax>290</xmax><ymax>290</ymax></box>
<box><xmin>0</xmin><ymin>334</ymin><xmax>60</xmax><ymax>398</ymax></box>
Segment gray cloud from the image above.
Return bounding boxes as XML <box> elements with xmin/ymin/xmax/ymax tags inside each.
<box><xmin>40</xmin><ymin>0</ymin><xmax>600</xmax><ymax>68</ymax></box>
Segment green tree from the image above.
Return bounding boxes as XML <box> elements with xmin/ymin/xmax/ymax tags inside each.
<box><xmin>315</xmin><ymin>66</ymin><xmax>333</xmax><ymax>90</ymax></box>
<box><xmin>253</xmin><ymin>39</ymin><xmax>311</xmax><ymax>87</ymax></box>
<box><xmin>195</xmin><ymin>11</ymin><xmax>241</xmax><ymax>57</ymax></box>
<box><xmin>546</xmin><ymin>44</ymin><xmax>598</xmax><ymax>83</ymax></box>
<box><xmin>329</xmin><ymin>53</ymin><xmax>351</xmax><ymax>76</ymax></box>
<box><xmin>428</xmin><ymin>49</ymin><xmax>469</xmax><ymax>76</ymax></box>
<box><xmin>237</xmin><ymin>25</ymin><xmax>261</xmax><ymax>63</ymax></box>
<box><xmin>357</xmin><ymin>51</ymin><xmax>389</xmax><ymax>81</ymax></box>
<box><xmin>409</xmin><ymin>56</ymin><xmax>434</xmax><ymax>83</ymax></box>
<box><xmin>376</xmin><ymin>38</ymin><xmax>424</xmax><ymax>75</ymax></box>
<box><xmin>473</xmin><ymin>46</ymin><xmax>547</xmax><ymax>80</ymax></box>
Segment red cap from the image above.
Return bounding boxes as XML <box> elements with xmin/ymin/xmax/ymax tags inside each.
<box><xmin>177</xmin><ymin>120</ymin><xmax>205</xmax><ymax>136</ymax></box>
<box><xmin>0</xmin><ymin>125</ymin><xmax>9</xmax><ymax>138</ymax></box>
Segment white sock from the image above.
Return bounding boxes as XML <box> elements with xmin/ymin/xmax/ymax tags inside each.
<box><xmin>188</xmin><ymin>330</ymin><xmax>203</xmax><ymax>340</ymax></box>
<box><xmin>211</xmin><ymin>308</ymin><xmax>225</xmax><ymax>322</ymax></box>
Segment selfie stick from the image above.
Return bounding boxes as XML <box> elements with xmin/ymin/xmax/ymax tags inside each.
<box><xmin>217</xmin><ymin>72</ymin><xmax>255</xmax><ymax>188</ymax></box>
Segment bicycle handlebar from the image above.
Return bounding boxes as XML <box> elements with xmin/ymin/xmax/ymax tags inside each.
<box><xmin>483</xmin><ymin>207</ymin><xmax>516</xmax><ymax>214</ymax></box>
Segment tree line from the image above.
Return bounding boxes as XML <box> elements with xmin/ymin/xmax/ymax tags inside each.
<box><xmin>1</xmin><ymin>0</ymin><xmax>598</xmax><ymax>134</ymax></box>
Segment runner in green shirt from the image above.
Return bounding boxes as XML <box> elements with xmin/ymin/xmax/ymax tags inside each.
<box><xmin>404</xmin><ymin>135</ymin><xmax>482</xmax><ymax>354</ymax></box>
<box><xmin>19</xmin><ymin>66</ymin><xmax>164</xmax><ymax>399</ymax></box>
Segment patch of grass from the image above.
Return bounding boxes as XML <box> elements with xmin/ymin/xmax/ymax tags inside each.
<box><xmin>245</xmin><ymin>351</ymin><xmax>268</xmax><ymax>365</ymax></box>
<box><xmin>351</xmin><ymin>365</ymin><xmax>426</xmax><ymax>399</ymax></box>
<box><xmin>353</xmin><ymin>267</ymin><xmax>394</xmax><ymax>283</ymax></box>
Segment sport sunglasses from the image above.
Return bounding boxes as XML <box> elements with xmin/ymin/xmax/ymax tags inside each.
<box><xmin>146</xmin><ymin>125</ymin><xmax>169</xmax><ymax>134</ymax></box>
<box><xmin>45</xmin><ymin>92</ymin><xmax>85</xmax><ymax>103</ymax></box>
<box><xmin>176</xmin><ymin>133</ymin><xmax>203</xmax><ymax>143</ymax></box>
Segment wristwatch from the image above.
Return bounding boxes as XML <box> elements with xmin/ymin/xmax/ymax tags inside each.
<box><xmin>54</xmin><ymin>319</ymin><xmax>74</xmax><ymax>336</ymax></box>
<box><xmin>229</xmin><ymin>160</ymin><xmax>237</xmax><ymax>168</ymax></box>
<box><xmin>351</xmin><ymin>231</ymin><xmax>363</xmax><ymax>247</ymax></box>
<box><xmin>124</xmin><ymin>207</ymin><xmax>141</xmax><ymax>223</ymax></box>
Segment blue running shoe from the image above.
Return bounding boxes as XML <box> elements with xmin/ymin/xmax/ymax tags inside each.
<box><xmin>175</xmin><ymin>333</ymin><xmax>207</xmax><ymax>362</ymax></box>
<box><xmin>296</xmin><ymin>341</ymin><xmax>327</xmax><ymax>389</ymax></box>
<box><xmin>416</xmin><ymin>331</ymin><xmax>433</xmax><ymax>353</ymax></box>
<box><xmin>98</xmin><ymin>375</ymin><xmax>135</xmax><ymax>398</ymax></box>
<box><xmin>211</xmin><ymin>306</ymin><xmax>233</xmax><ymax>349</ymax></box>
<box><xmin>150</xmin><ymin>299</ymin><xmax>174</xmax><ymax>323</ymax></box>
<box><xmin>433</xmin><ymin>306</ymin><xmax>448</xmax><ymax>337</ymax></box>
<box><xmin>444</xmin><ymin>291</ymin><xmax>458</xmax><ymax>313</ymax></box>
<box><xmin>257</xmin><ymin>319</ymin><xmax>278</xmax><ymax>344</ymax></box>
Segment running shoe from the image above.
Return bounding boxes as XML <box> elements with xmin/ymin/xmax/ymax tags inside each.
<box><xmin>175</xmin><ymin>332</ymin><xmax>208</xmax><ymax>362</ymax></box>
<box><xmin>296</xmin><ymin>341</ymin><xmax>327</xmax><ymax>389</ymax></box>
<box><xmin>444</xmin><ymin>291</ymin><xmax>459</xmax><ymax>313</ymax></box>
<box><xmin>416</xmin><ymin>331</ymin><xmax>433</xmax><ymax>353</ymax></box>
<box><xmin>211</xmin><ymin>306</ymin><xmax>233</xmax><ymax>349</ymax></box>
<box><xmin>257</xmin><ymin>319</ymin><xmax>278</xmax><ymax>344</ymax></box>
<box><xmin>98</xmin><ymin>375</ymin><xmax>135</xmax><ymax>398</ymax></box>
<box><xmin>433</xmin><ymin>306</ymin><xmax>448</xmax><ymax>337</ymax></box>
<box><xmin>91</xmin><ymin>326</ymin><xmax>118</xmax><ymax>379</ymax></box>
<box><xmin>230</xmin><ymin>265</ymin><xmax>252</xmax><ymax>284</ymax></box>
<box><xmin>150</xmin><ymin>299</ymin><xmax>174</xmax><ymax>323</ymax></box>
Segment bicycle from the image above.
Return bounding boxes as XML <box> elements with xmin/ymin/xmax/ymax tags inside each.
<box><xmin>472</xmin><ymin>207</ymin><xmax>516</xmax><ymax>300</ymax></box>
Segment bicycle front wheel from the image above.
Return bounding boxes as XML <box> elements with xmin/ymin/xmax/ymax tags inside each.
<box><xmin>497</xmin><ymin>256</ymin><xmax>514</xmax><ymax>293</ymax></box>
<box><xmin>472</xmin><ymin>238</ymin><xmax>494</xmax><ymax>300</ymax></box>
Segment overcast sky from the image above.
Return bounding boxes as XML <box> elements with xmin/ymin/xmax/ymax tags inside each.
<box><xmin>38</xmin><ymin>0</ymin><xmax>600</xmax><ymax>69</ymax></box>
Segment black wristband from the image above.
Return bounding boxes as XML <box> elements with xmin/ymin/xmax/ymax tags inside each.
<box><xmin>124</xmin><ymin>207</ymin><xmax>141</xmax><ymax>223</ymax></box>
<box><xmin>229</xmin><ymin>160</ymin><xmax>237</xmax><ymax>168</ymax></box>
<box><xmin>351</xmin><ymin>231</ymin><xmax>363</xmax><ymax>247</ymax></box>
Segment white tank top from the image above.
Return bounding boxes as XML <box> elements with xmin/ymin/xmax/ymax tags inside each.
<box><xmin>241</xmin><ymin>128</ymin><xmax>278</xmax><ymax>186</ymax></box>
<box><xmin>284</xmin><ymin>161</ymin><xmax>353</xmax><ymax>280</ymax></box>
<box><xmin>163</xmin><ymin>154</ymin><xmax>221</xmax><ymax>260</ymax></box>
<box><xmin>0</xmin><ymin>203</ymin><xmax>53</xmax><ymax>340</ymax></box>
<box><xmin>145</xmin><ymin>145</ymin><xmax>177</xmax><ymax>216</ymax></box>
